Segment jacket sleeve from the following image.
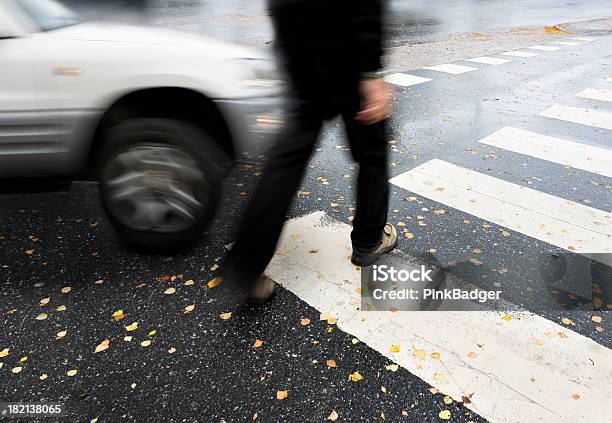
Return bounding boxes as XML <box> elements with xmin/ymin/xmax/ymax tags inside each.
<box><xmin>352</xmin><ymin>0</ymin><xmax>385</xmax><ymax>73</ymax></box>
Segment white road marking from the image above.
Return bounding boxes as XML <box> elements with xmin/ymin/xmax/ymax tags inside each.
<box><xmin>500</xmin><ymin>50</ymin><xmax>540</xmax><ymax>58</ymax></box>
<box><xmin>539</xmin><ymin>105</ymin><xmax>612</xmax><ymax>131</ymax></box>
<box><xmin>568</xmin><ymin>37</ymin><xmax>596</xmax><ymax>42</ymax></box>
<box><xmin>607</xmin><ymin>77</ymin><xmax>612</xmax><ymax>82</ymax></box>
<box><xmin>550</xmin><ymin>41</ymin><xmax>582</xmax><ymax>46</ymax></box>
<box><xmin>389</xmin><ymin>160</ymin><xmax>611</xmax><ymax>253</ymax></box>
<box><xmin>384</xmin><ymin>73</ymin><xmax>432</xmax><ymax>87</ymax></box>
<box><xmin>267</xmin><ymin>211</ymin><xmax>612</xmax><ymax>423</ymax></box>
<box><xmin>576</xmin><ymin>87</ymin><xmax>612</xmax><ymax>102</ymax></box>
<box><xmin>423</xmin><ymin>64</ymin><xmax>478</xmax><ymax>75</ymax></box>
<box><xmin>465</xmin><ymin>56</ymin><xmax>511</xmax><ymax>65</ymax></box>
<box><xmin>478</xmin><ymin>127</ymin><xmax>612</xmax><ymax>178</ymax></box>
<box><xmin>527</xmin><ymin>45</ymin><xmax>562</xmax><ymax>51</ymax></box>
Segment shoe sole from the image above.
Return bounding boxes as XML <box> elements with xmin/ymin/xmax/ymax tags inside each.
<box><xmin>351</xmin><ymin>237</ymin><xmax>398</xmax><ymax>267</ymax></box>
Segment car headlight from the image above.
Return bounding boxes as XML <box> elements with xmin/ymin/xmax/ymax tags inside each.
<box><xmin>229</xmin><ymin>58</ymin><xmax>284</xmax><ymax>88</ymax></box>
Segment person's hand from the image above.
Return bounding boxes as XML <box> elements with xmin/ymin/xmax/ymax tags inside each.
<box><xmin>355</xmin><ymin>78</ymin><xmax>393</xmax><ymax>125</ymax></box>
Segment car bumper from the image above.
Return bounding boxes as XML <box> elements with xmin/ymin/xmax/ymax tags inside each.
<box><xmin>214</xmin><ymin>95</ymin><xmax>286</xmax><ymax>156</ymax></box>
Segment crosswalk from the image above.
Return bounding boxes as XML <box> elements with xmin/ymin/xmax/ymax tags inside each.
<box><xmin>539</xmin><ymin>105</ymin><xmax>612</xmax><ymax>131</ymax></box>
<box><xmin>576</xmin><ymin>87</ymin><xmax>612</xmax><ymax>102</ymax></box>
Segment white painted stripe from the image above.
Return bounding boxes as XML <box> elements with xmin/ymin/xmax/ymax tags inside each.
<box><xmin>568</xmin><ymin>37</ymin><xmax>596</xmax><ymax>42</ymax></box>
<box><xmin>607</xmin><ymin>77</ymin><xmax>612</xmax><ymax>82</ymax></box>
<box><xmin>550</xmin><ymin>41</ymin><xmax>582</xmax><ymax>46</ymax></box>
<box><xmin>465</xmin><ymin>56</ymin><xmax>511</xmax><ymax>65</ymax></box>
<box><xmin>478</xmin><ymin>127</ymin><xmax>612</xmax><ymax>178</ymax></box>
<box><xmin>267</xmin><ymin>211</ymin><xmax>612</xmax><ymax>423</ymax></box>
<box><xmin>389</xmin><ymin>160</ymin><xmax>611</xmax><ymax>253</ymax></box>
<box><xmin>576</xmin><ymin>88</ymin><xmax>612</xmax><ymax>102</ymax></box>
<box><xmin>384</xmin><ymin>73</ymin><xmax>432</xmax><ymax>87</ymax></box>
<box><xmin>423</xmin><ymin>63</ymin><xmax>478</xmax><ymax>75</ymax></box>
<box><xmin>499</xmin><ymin>50</ymin><xmax>540</xmax><ymax>58</ymax></box>
<box><xmin>527</xmin><ymin>45</ymin><xmax>562</xmax><ymax>51</ymax></box>
<box><xmin>539</xmin><ymin>105</ymin><xmax>612</xmax><ymax>131</ymax></box>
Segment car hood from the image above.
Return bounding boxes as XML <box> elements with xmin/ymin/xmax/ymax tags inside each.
<box><xmin>50</xmin><ymin>22</ymin><xmax>267</xmax><ymax>60</ymax></box>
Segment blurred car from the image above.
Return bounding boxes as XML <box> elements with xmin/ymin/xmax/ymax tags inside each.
<box><xmin>0</xmin><ymin>0</ymin><xmax>284</xmax><ymax>250</ymax></box>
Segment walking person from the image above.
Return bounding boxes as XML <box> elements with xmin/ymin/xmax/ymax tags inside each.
<box><xmin>222</xmin><ymin>0</ymin><xmax>396</xmax><ymax>303</ymax></box>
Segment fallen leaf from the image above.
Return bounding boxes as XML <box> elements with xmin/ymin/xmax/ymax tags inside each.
<box><xmin>61</xmin><ymin>286</ymin><xmax>72</xmax><ymax>294</ymax></box>
<box><xmin>94</xmin><ymin>339</ymin><xmax>110</xmax><ymax>354</ymax></box>
<box><xmin>164</xmin><ymin>287</ymin><xmax>176</xmax><ymax>295</ymax></box>
<box><xmin>56</xmin><ymin>330</ymin><xmax>67</xmax><ymax>340</ymax></box>
<box><xmin>385</xmin><ymin>363</ymin><xmax>399</xmax><ymax>372</ymax></box>
<box><xmin>327</xmin><ymin>410</ymin><xmax>339</xmax><ymax>421</ymax></box>
<box><xmin>168</xmin><ymin>347</ymin><xmax>176</xmax><ymax>353</ymax></box>
<box><xmin>0</xmin><ymin>348</ymin><xmax>9</xmax><ymax>358</ymax></box>
<box><xmin>25</xmin><ymin>249</ymin><xmax>35</xmax><ymax>255</ymax></box>
<box><xmin>433</xmin><ymin>209</ymin><xmax>447</xmax><ymax>215</ymax></box>
<box><xmin>468</xmin><ymin>258</ymin><xmax>483</xmax><ymax>266</ymax></box>
<box><xmin>125</xmin><ymin>321</ymin><xmax>139</xmax><ymax>332</ymax></box>
<box><xmin>56</xmin><ymin>305</ymin><xmax>67</xmax><ymax>312</ymax></box>
<box><xmin>431</xmin><ymin>352</ymin><xmax>441</xmax><ymax>360</ymax></box>
<box><xmin>140</xmin><ymin>340</ymin><xmax>151</xmax><ymax>347</ymax></box>
<box><xmin>595</xmin><ymin>326</ymin><xmax>605</xmax><ymax>333</ymax></box>
<box><xmin>131</xmin><ymin>383</ymin><xmax>136</xmax><ymax>390</ymax></box>
<box><xmin>253</xmin><ymin>339</ymin><xmax>264</xmax><ymax>349</ymax></box>
<box><xmin>428</xmin><ymin>387</ymin><xmax>439</xmax><ymax>395</ymax></box>
<box><xmin>591</xmin><ymin>315</ymin><xmax>602</xmax><ymax>323</ymax></box>
<box><xmin>207</xmin><ymin>277</ymin><xmax>222</xmax><ymax>289</ymax></box>
<box><xmin>276</xmin><ymin>390</ymin><xmax>288</xmax><ymax>400</ymax></box>
<box><xmin>124</xmin><ymin>336</ymin><xmax>132</xmax><ymax>342</ymax></box>
<box><xmin>390</xmin><ymin>345</ymin><xmax>400</xmax><ymax>353</ymax></box>
<box><xmin>111</xmin><ymin>310</ymin><xmax>125</xmax><ymax>321</ymax></box>
<box><xmin>404</xmin><ymin>231</ymin><xmax>415</xmax><ymax>239</ymax></box>
<box><xmin>439</xmin><ymin>410</ymin><xmax>451</xmax><ymax>420</ymax></box>
<box><xmin>309</xmin><ymin>248</ymin><xmax>319</xmax><ymax>254</ymax></box>
<box><xmin>12</xmin><ymin>366</ymin><xmax>23</xmax><ymax>374</ymax></box>
<box><xmin>405</xmin><ymin>196</ymin><xmax>417</xmax><ymax>202</ymax></box>
<box><xmin>571</xmin><ymin>394</ymin><xmax>581</xmax><ymax>400</ymax></box>
<box><xmin>40</xmin><ymin>296</ymin><xmax>51</xmax><ymax>306</ymax></box>
<box><xmin>184</xmin><ymin>304</ymin><xmax>195</xmax><ymax>314</ymax></box>
<box><xmin>148</xmin><ymin>330</ymin><xmax>156</xmax><ymax>336</ymax></box>
<box><xmin>413</xmin><ymin>349</ymin><xmax>426</xmax><ymax>360</ymax></box>
<box><xmin>501</xmin><ymin>230</ymin><xmax>511</xmax><ymax>237</ymax></box>
<box><xmin>184</xmin><ymin>279</ymin><xmax>195</xmax><ymax>286</ymax></box>
<box><xmin>67</xmin><ymin>369</ymin><xmax>78</xmax><ymax>377</ymax></box>
<box><xmin>461</xmin><ymin>395</ymin><xmax>472</xmax><ymax>405</ymax></box>
<box><xmin>433</xmin><ymin>373</ymin><xmax>445</xmax><ymax>381</ymax></box>
<box><xmin>351</xmin><ymin>338</ymin><xmax>359</xmax><ymax>345</ymax></box>
<box><xmin>443</xmin><ymin>396</ymin><xmax>453</xmax><ymax>405</ymax></box>
<box><xmin>219</xmin><ymin>312</ymin><xmax>232</xmax><ymax>321</ymax></box>
<box><xmin>210</xmin><ymin>264</ymin><xmax>220</xmax><ymax>271</ymax></box>
<box><xmin>326</xmin><ymin>359</ymin><xmax>336</xmax><ymax>368</ymax></box>
<box><xmin>300</xmin><ymin>318</ymin><xmax>311</xmax><ymax>326</ymax></box>
<box><xmin>348</xmin><ymin>371</ymin><xmax>364</xmax><ymax>382</ymax></box>
<box><xmin>35</xmin><ymin>313</ymin><xmax>48</xmax><ymax>321</ymax></box>
<box><xmin>40</xmin><ymin>373</ymin><xmax>48</xmax><ymax>380</ymax></box>
<box><xmin>561</xmin><ymin>317</ymin><xmax>574</xmax><ymax>326</ymax></box>
<box><xmin>501</xmin><ymin>314</ymin><xmax>512</xmax><ymax>321</ymax></box>
<box><xmin>19</xmin><ymin>356</ymin><xmax>27</xmax><ymax>363</ymax></box>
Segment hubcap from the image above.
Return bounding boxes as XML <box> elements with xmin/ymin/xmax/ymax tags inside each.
<box><xmin>102</xmin><ymin>143</ymin><xmax>207</xmax><ymax>233</ymax></box>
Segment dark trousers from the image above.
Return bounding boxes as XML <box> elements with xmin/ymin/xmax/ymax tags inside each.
<box><xmin>223</xmin><ymin>95</ymin><xmax>389</xmax><ymax>287</ymax></box>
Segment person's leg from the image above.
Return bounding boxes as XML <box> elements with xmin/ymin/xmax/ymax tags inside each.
<box><xmin>342</xmin><ymin>111</ymin><xmax>389</xmax><ymax>251</ymax></box>
<box><xmin>223</xmin><ymin>108</ymin><xmax>324</xmax><ymax>288</ymax></box>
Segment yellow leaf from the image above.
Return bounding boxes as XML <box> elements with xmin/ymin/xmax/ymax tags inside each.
<box><xmin>125</xmin><ymin>321</ymin><xmax>139</xmax><ymax>332</ymax></box>
<box><xmin>501</xmin><ymin>314</ymin><xmax>512</xmax><ymax>321</ymax></box>
<box><xmin>66</xmin><ymin>369</ymin><xmax>78</xmax><ymax>377</ymax></box>
<box><xmin>184</xmin><ymin>279</ymin><xmax>195</xmax><ymax>286</ymax></box>
<box><xmin>124</xmin><ymin>336</ymin><xmax>133</xmax><ymax>342</ymax></box>
<box><xmin>12</xmin><ymin>366</ymin><xmax>23</xmax><ymax>374</ymax></box>
<box><xmin>591</xmin><ymin>315</ymin><xmax>602</xmax><ymax>324</ymax></box>
<box><xmin>326</xmin><ymin>359</ymin><xmax>336</xmax><ymax>368</ymax></box>
<box><xmin>148</xmin><ymin>330</ymin><xmax>156</xmax><ymax>336</ymax></box>
<box><xmin>40</xmin><ymin>296</ymin><xmax>51</xmax><ymax>306</ymax></box>
<box><xmin>413</xmin><ymin>349</ymin><xmax>426</xmax><ymax>360</ymax></box>
<box><xmin>210</xmin><ymin>264</ymin><xmax>220</xmax><ymax>271</ymax></box>
<box><xmin>348</xmin><ymin>371</ymin><xmax>364</xmax><ymax>382</ymax></box>
<box><xmin>561</xmin><ymin>317</ymin><xmax>574</xmax><ymax>326</ymax></box>
<box><xmin>35</xmin><ymin>313</ymin><xmax>48</xmax><ymax>321</ymax></box>
<box><xmin>433</xmin><ymin>373</ymin><xmax>445</xmax><ymax>381</ymax></box>
<box><xmin>439</xmin><ymin>410</ymin><xmax>451</xmax><ymax>420</ymax></box>
<box><xmin>164</xmin><ymin>287</ymin><xmax>176</xmax><ymax>295</ymax></box>
<box><xmin>184</xmin><ymin>304</ymin><xmax>195</xmax><ymax>314</ymax></box>
<box><xmin>91</xmin><ymin>418</ymin><xmax>99</xmax><ymax>423</ymax></box>
<box><xmin>390</xmin><ymin>345</ymin><xmax>400</xmax><ymax>353</ymax></box>
<box><xmin>111</xmin><ymin>310</ymin><xmax>125</xmax><ymax>321</ymax></box>
<box><xmin>351</xmin><ymin>338</ymin><xmax>360</xmax><ymax>344</ymax></box>
<box><xmin>431</xmin><ymin>352</ymin><xmax>441</xmax><ymax>360</ymax></box>
<box><xmin>220</xmin><ymin>312</ymin><xmax>232</xmax><ymax>321</ymax></box>
<box><xmin>501</xmin><ymin>230</ymin><xmax>511</xmax><ymax>237</ymax></box>
<box><xmin>56</xmin><ymin>305</ymin><xmax>67</xmax><ymax>312</ymax></box>
<box><xmin>385</xmin><ymin>363</ymin><xmax>399</xmax><ymax>372</ymax></box>
<box><xmin>207</xmin><ymin>277</ymin><xmax>222</xmax><ymax>289</ymax></box>
<box><xmin>300</xmin><ymin>318</ymin><xmax>311</xmax><ymax>326</ymax></box>
<box><xmin>253</xmin><ymin>339</ymin><xmax>264</xmax><ymax>349</ymax></box>
<box><xmin>19</xmin><ymin>356</ymin><xmax>28</xmax><ymax>363</ymax></box>
<box><xmin>443</xmin><ymin>396</ymin><xmax>453</xmax><ymax>405</ymax></box>
<box><xmin>61</xmin><ymin>286</ymin><xmax>72</xmax><ymax>294</ymax></box>
<box><xmin>428</xmin><ymin>387</ymin><xmax>439</xmax><ymax>395</ymax></box>
<box><xmin>131</xmin><ymin>383</ymin><xmax>136</xmax><ymax>390</ymax></box>
<box><xmin>327</xmin><ymin>410</ymin><xmax>339</xmax><ymax>421</ymax></box>
<box><xmin>0</xmin><ymin>348</ymin><xmax>9</xmax><ymax>358</ymax></box>
<box><xmin>276</xmin><ymin>390</ymin><xmax>288</xmax><ymax>400</ymax></box>
<box><xmin>94</xmin><ymin>339</ymin><xmax>110</xmax><ymax>354</ymax></box>
<box><xmin>140</xmin><ymin>340</ymin><xmax>151</xmax><ymax>347</ymax></box>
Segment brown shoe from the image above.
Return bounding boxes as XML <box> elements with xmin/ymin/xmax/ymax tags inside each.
<box><xmin>351</xmin><ymin>224</ymin><xmax>398</xmax><ymax>267</ymax></box>
<box><xmin>247</xmin><ymin>275</ymin><xmax>277</xmax><ymax>304</ymax></box>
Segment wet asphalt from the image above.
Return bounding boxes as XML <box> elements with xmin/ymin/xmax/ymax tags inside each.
<box><xmin>2</xmin><ymin>2</ymin><xmax>612</xmax><ymax>423</ymax></box>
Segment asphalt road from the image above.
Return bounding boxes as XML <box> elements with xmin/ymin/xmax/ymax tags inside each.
<box><xmin>2</xmin><ymin>4</ymin><xmax>612</xmax><ymax>423</ymax></box>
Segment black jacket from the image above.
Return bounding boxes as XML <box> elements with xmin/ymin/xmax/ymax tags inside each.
<box><xmin>268</xmin><ymin>0</ymin><xmax>385</xmax><ymax>111</ymax></box>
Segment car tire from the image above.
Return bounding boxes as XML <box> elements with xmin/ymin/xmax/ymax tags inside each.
<box><xmin>97</xmin><ymin>118</ymin><xmax>228</xmax><ymax>252</ymax></box>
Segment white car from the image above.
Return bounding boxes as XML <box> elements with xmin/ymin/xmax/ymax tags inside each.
<box><xmin>0</xmin><ymin>0</ymin><xmax>284</xmax><ymax>250</ymax></box>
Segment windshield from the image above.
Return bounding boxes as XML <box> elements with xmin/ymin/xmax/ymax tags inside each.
<box><xmin>13</xmin><ymin>0</ymin><xmax>80</xmax><ymax>32</ymax></box>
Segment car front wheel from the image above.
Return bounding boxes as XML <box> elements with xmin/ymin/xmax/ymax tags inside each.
<box><xmin>97</xmin><ymin>118</ymin><xmax>227</xmax><ymax>252</ymax></box>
